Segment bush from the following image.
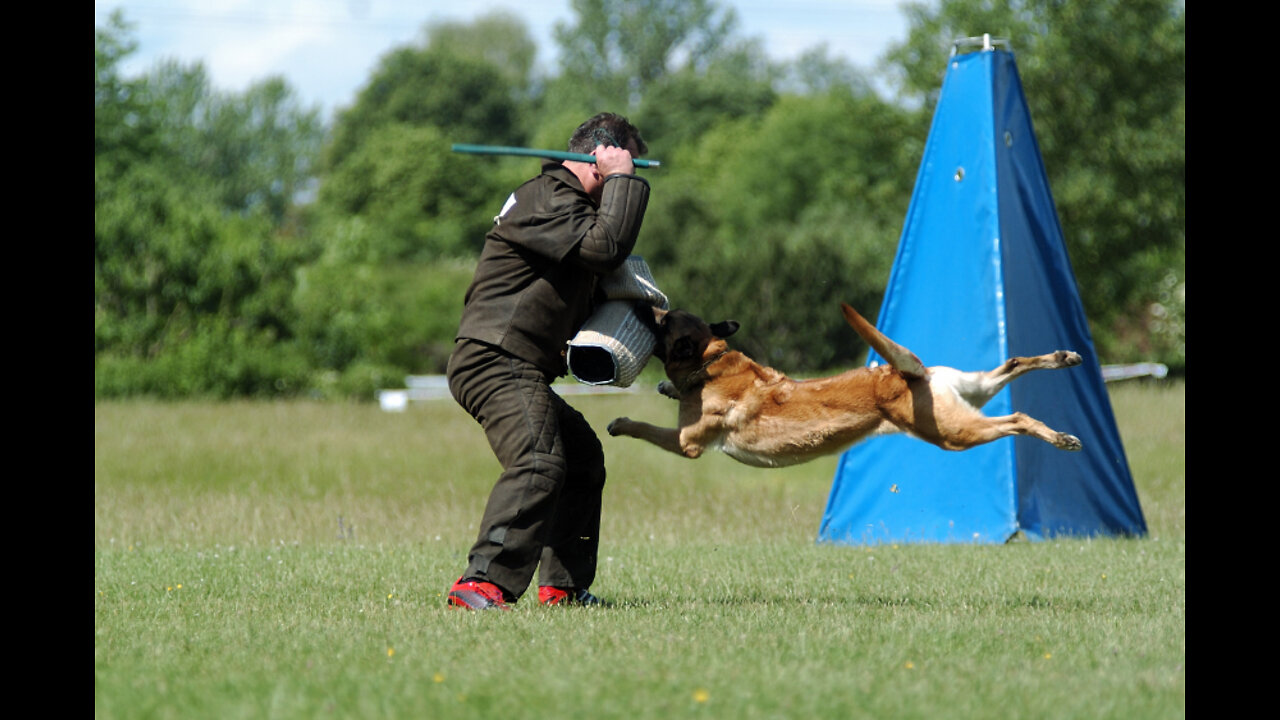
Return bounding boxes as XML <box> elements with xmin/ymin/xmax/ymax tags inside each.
<box><xmin>291</xmin><ymin>257</ymin><xmax>476</xmax><ymax>379</ymax></box>
<box><xmin>307</xmin><ymin>361</ymin><xmax>408</xmax><ymax>402</ymax></box>
<box><xmin>95</xmin><ymin>319</ymin><xmax>311</xmax><ymax>399</ymax></box>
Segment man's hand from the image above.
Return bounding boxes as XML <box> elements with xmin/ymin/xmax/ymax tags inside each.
<box><xmin>593</xmin><ymin>143</ymin><xmax>635</xmax><ymax>177</ymax></box>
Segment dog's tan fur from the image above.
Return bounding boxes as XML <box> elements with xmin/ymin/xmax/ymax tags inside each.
<box><xmin>606</xmin><ymin>303</ymin><xmax>1082</xmax><ymax>467</ymax></box>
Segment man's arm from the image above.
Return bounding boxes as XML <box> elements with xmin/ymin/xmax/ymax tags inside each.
<box><xmin>575</xmin><ymin>174</ymin><xmax>650</xmax><ymax>271</ymax></box>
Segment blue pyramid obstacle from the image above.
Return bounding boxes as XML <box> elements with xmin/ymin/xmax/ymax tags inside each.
<box><xmin>817</xmin><ymin>42</ymin><xmax>1146</xmax><ymax>545</ymax></box>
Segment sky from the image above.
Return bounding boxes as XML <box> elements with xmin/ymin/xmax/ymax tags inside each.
<box><xmin>94</xmin><ymin>0</ymin><xmax>911</xmax><ymax>120</ymax></box>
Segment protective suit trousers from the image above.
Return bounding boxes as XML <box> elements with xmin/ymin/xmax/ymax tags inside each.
<box><xmin>446</xmin><ymin>339</ymin><xmax>606</xmax><ymax>600</ymax></box>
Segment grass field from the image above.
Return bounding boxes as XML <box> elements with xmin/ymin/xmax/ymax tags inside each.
<box><xmin>95</xmin><ymin>380</ymin><xmax>1184</xmax><ymax>719</ymax></box>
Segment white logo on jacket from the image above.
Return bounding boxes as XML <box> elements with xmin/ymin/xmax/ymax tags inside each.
<box><xmin>494</xmin><ymin>193</ymin><xmax>517</xmax><ymax>224</ymax></box>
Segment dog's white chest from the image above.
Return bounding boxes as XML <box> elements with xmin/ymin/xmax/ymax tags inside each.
<box><xmin>719</xmin><ymin>442</ymin><xmax>797</xmax><ymax>468</ymax></box>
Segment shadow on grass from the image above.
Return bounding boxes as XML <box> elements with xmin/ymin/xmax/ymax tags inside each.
<box><xmin>560</xmin><ymin>591</ymin><xmax>1131</xmax><ymax>615</ymax></box>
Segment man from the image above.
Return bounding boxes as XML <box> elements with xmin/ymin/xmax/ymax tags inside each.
<box><xmin>445</xmin><ymin>113</ymin><xmax>652</xmax><ymax>610</ymax></box>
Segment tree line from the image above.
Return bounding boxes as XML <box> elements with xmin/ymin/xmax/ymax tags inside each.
<box><xmin>95</xmin><ymin>0</ymin><xmax>1185</xmax><ymax>399</ymax></box>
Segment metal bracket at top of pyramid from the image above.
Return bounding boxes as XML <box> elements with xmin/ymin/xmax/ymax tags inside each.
<box><xmin>951</xmin><ymin>33</ymin><xmax>1011</xmax><ymax>55</ymax></box>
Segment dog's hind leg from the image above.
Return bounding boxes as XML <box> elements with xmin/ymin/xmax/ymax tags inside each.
<box><xmin>924</xmin><ymin>411</ymin><xmax>1083</xmax><ymax>452</ymax></box>
<box><xmin>939</xmin><ymin>351</ymin><xmax>1083</xmax><ymax>410</ymax></box>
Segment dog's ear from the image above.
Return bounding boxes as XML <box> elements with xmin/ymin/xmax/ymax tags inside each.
<box><xmin>636</xmin><ymin>303</ymin><xmax>668</xmax><ymax>362</ymax></box>
<box><xmin>633</xmin><ymin>302</ymin><xmax>664</xmax><ymax>335</ymax></box>
<box><xmin>710</xmin><ymin>320</ymin><xmax>739</xmax><ymax>338</ymax></box>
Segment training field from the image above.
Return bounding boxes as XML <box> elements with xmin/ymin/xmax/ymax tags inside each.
<box><xmin>95</xmin><ymin>380</ymin><xmax>1184</xmax><ymax>719</ymax></box>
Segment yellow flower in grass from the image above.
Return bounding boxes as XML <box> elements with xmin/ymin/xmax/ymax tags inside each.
<box><xmin>387</xmin><ymin>647</ymin><xmax>395</xmax><ymax>658</ymax></box>
<box><xmin>904</xmin><ymin>661</ymin><xmax>915</xmax><ymax>670</ymax></box>
<box><xmin>693</xmin><ymin>688</ymin><xmax>710</xmax><ymax>704</ymax></box>
<box><xmin>433</xmin><ymin>673</ymin><xmax>445</xmax><ymax>684</ymax></box>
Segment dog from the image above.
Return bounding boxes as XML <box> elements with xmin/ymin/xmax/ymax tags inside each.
<box><xmin>606</xmin><ymin>303</ymin><xmax>1083</xmax><ymax>468</ymax></box>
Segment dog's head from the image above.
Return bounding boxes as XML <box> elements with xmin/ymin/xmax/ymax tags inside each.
<box><xmin>636</xmin><ymin>304</ymin><xmax>739</xmax><ymax>366</ymax></box>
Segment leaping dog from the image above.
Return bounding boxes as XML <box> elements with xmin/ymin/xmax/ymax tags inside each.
<box><xmin>607</xmin><ymin>304</ymin><xmax>1082</xmax><ymax>468</ymax></box>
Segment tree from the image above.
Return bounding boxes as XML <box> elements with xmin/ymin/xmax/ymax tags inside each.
<box><xmin>883</xmin><ymin>0</ymin><xmax>1185</xmax><ymax>367</ymax></box>
<box><xmin>549</xmin><ymin>0</ymin><xmax>747</xmax><ymax>112</ymax></box>
<box><xmin>143</xmin><ymin>61</ymin><xmax>324</xmax><ymax>223</ymax></box>
<box><xmin>631</xmin><ymin>38</ymin><xmax>778</xmax><ymax>153</ymax></box>
<box><xmin>324</xmin><ymin>46</ymin><xmax>523</xmax><ymax>171</ymax></box>
<box><xmin>422</xmin><ymin>12</ymin><xmax>540</xmax><ymax>104</ymax></box>
<box><xmin>95</xmin><ymin>11</ymin><xmax>158</xmax><ymax>186</ymax></box>
<box><xmin>313</xmin><ymin>123</ymin><xmax>499</xmax><ymax>262</ymax></box>
<box><xmin>641</xmin><ymin>90</ymin><xmax>919</xmax><ymax>371</ymax></box>
<box><xmin>779</xmin><ymin>45</ymin><xmax>877</xmax><ymax>97</ymax></box>
<box><xmin>95</xmin><ymin>14</ymin><xmax>322</xmax><ymax>396</ymax></box>
<box><xmin>316</xmin><ymin>27</ymin><xmax>528</xmax><ymax>258</ymax></box>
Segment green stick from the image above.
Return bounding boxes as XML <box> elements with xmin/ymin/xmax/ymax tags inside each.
<box><xmin>451</xmin><ymin>143</ymin><xmax>661</xmax><ymax>168</ymax></box>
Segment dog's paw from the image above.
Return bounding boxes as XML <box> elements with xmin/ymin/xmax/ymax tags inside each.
<box><xmin>657</xmin><ymin>380</ymin><xmax>679</xmax><ymax>400</ymax></box>
<box><xmin>1056</xmin><ymin>351</ymin><xmax>1083</xmax><ymax>367</ymax></box>
<box><xmin>1055</xmin><ymin>432</ymin><xmax>1083</xmax><ymax>451</ymax></box>
<box><xmin>607</xmin><ymin>418</ymin><xmax>629</xmax><ymax>436</ymax></box>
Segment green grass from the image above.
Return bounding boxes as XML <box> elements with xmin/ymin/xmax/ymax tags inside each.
<box><xmin>95</xmin><ymin>380</ymin><xmax>1184</xmax><ymax>719</ymax></box>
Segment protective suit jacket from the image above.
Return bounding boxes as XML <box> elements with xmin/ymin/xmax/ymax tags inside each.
<box><xmin>456</xmin><ymin>161</ymin><xmax>651</xmax><ymax>377</ymax></box>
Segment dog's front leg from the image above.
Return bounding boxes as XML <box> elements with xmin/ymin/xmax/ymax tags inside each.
<box><xmin>607</xmin><ymin>418</ymin><xmax>709</xmax><ymax>458</ymax></box>
<box><xmin>607</xmin><ymin>417</ymin><xmax>688</xmax><ymax>456</ymax></box>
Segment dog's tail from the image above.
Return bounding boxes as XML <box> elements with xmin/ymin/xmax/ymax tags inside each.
<box><xmin>840</xmin><ymin>303</ymin><xmax>927</xmax><ymax>379</ymax></box>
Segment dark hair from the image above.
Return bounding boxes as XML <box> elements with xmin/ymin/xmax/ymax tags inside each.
<box><xmin>567</xmin><ymin>112</ymin><xmax>648</xmax><ymax>155</ymax></box>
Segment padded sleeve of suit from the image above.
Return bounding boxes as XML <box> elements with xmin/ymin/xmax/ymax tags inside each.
<box><xmin>574</xmin><ymin>174</ymin><xmax>651</xmax><ymax>272</ymax></box>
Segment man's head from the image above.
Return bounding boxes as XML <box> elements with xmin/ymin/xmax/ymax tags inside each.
<box><xmin>568</xmin><ymin>113</ymin><xmax>647</xmax><ymax>156</ymax></box>
<box><xmin>564</xmin><ymin>112</ymin><xmax>647</xmax><ymax>202</ymax></box>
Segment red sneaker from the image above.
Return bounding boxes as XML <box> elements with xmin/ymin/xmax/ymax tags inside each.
<box><xmin>538</xmin><ymin>586</ymin><xmax>607</xmax><ymax>606</ymax></box>
<box><xmin>447</xmin><ymin>578</ymin><xmax>512</xmax><ymax>611</ymax></box>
